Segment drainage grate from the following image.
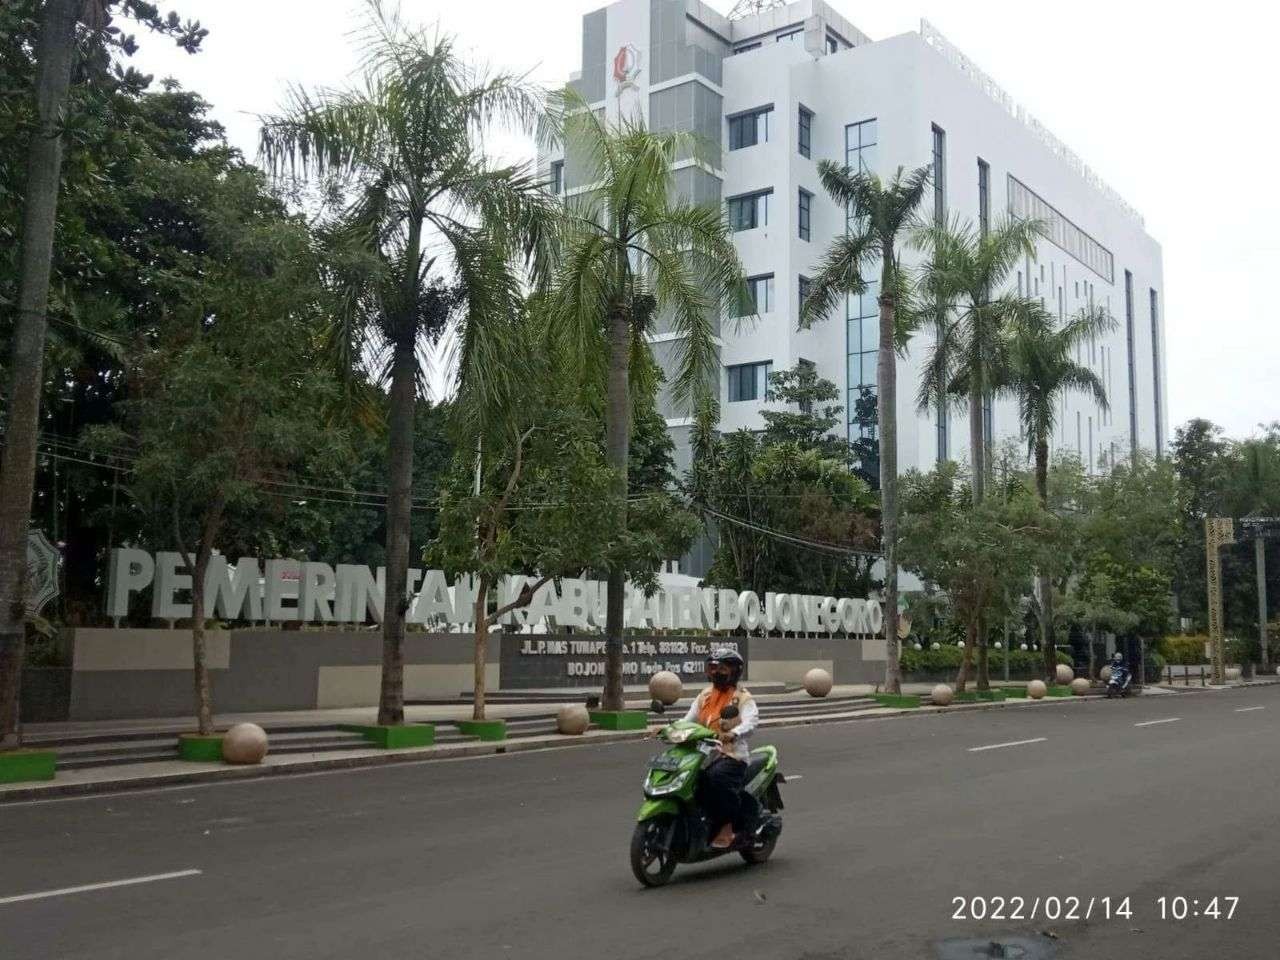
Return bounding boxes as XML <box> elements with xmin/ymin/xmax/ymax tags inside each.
<box><xmin>936</xmin><ymin>936</ymin><xmax>1057</xmax><ymax>960</ymax></box>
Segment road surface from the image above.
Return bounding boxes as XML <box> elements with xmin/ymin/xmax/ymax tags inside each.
<box><xmin>3</xmin><ymin>687</ymin><xmax>1278</xmax><ymax>959</ymax></box>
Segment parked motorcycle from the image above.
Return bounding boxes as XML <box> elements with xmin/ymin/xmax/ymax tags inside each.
<box><xmin>630</xmin><ymin>706</ymin><xmax>784</xmax><ymax>887</ymax></box>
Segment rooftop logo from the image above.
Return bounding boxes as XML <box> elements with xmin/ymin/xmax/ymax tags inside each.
<box><xmin>612</xmin><ymin>43</ymin><xmax>642</xmax><ymax>87</ymax></box>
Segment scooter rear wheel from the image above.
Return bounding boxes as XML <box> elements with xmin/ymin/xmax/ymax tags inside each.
<box><xmin>739</xmin><ymin>834</ymin><xmax>777</xmax><ymax>865</ymax></box>
<box><xmin>630</xmin><ymin>817</ymin><xmax>678</xmax><ymax>887</ymax></box>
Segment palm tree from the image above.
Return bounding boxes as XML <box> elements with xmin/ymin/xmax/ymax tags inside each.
<box><xmin>549</xmin><ymin>107</ymin><xmax>744</xmax><ymax>713</ymax></box>
<box><xmin>0</xmin><ymin>0</ymin><xmax>81</xmax><ymax>749</ymax></box>
<box><xmin>1010</xmin><ymin>302</ymin><xmax>1114</xmax><ymax>680</ymax></box>
<box><xmin>259</xmin><ymin>3</ymin><xmax>557</xmax><ymax>726</ymax></box>
<box><xmin>915</xmin><ymin>215</ymin><xmax>1041</xmax><ymax>504</ymax></box>
<box><xmin>801</xmin><ymin>164</ymin><xmax>930</xmax><ymax>694</ymax></box>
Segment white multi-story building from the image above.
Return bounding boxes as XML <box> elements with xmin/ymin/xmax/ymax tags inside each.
<box><xmin>544</xmin><ymin>0</ymin><xmax>1168</xmax><ymax>574</ymax></box>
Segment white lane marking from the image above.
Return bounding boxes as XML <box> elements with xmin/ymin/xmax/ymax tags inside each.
<box><xmin>968</xmin><ymin>737</ymin><xmax>1047</xmax><ymax>753</ymax></box>
<box><xmin>1235</xmin><ymin>706</ymin><xmax>1265</xmax><ymax>712</ymax></box>
<box><xmin>1134</xmin><ymin>717</ymin><xmax>1181</xmax><ymax>727</ymax></box>
<box><xmin>0</xmin><ymin>869</ymin><xmax>201</xmax><ymax>906</ymax></box>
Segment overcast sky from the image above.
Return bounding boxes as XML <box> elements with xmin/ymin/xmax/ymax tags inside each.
<box><xmin>135</xmin><ymin>0</ymin><xmax>1277</xmax><ymax>440</ymax></box>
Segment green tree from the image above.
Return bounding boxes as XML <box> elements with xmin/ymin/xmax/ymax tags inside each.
<box><xmin>548</xmin><ymin>107</ymin><xmax>744</xmax><ymax>712</ymax></box>
<box><xmin>87</xmin><ymin>170</ymin><xmax>335</xmax><ymax>735</ymax></box>
<box><xmin>1007</xmin><ymin>300</ymin><xmax>1114</xmax><ymax>679</ymax></box>
<box><xmin>898</xmin><ymin>462</ymin><xmax>1049</xmax><ymax>691</ymax></box>
<box><xmin>0</xmin><ymin>0</ymin><xmax>204</xmax><ymax>746</ymax></box>
<box><xmin>800</xmin><ymin>163</ymin><xmax>930</xmax><ymax>693</ymax></box>
<box><xmin>259</xmin><ymin>5</ymin><xmax>557</xmax><ymax>726</ymax></box>
<box><xmin>757</xmin><ymin>364</ymin><xmax>850</xmax><ymax>464</ymax></box>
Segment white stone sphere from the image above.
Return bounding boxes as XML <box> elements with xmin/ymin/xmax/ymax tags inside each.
<box><xmin>803</xmin><ymin>667</ymin><xmax>833</xmax><ymax>698</ymax></box>
<box><xmin>1055</xmin><ymin>663</ymin><xmax>1074</xmax><ymax>684</ymax></box>
<box><xmin>556</xmin><ymin>704</ymin><xmax>590</xmax><ymax>735</ymax></box>
<box><xmin>956</xmin><ymin>640</ymin><xmax>965</xmax><ymax>648</ymax></box>
<box><xmin>913</xmin><ymin>642</ymin><xmax>922</xmax><ymax>650</ymax></box>
<box><xmin>1225</xmin><ymin>666</ymin><xmax>1242</xmax><ymax>682</ymax></box>
<box><xmin>1070</xmin><ymin>677</ymin><xmax>1090</xmax><ymax>696</ymax></box>
<box><xmin>931</xmin><ymin>683</ymin><xmax>954</xmax><ymax>706</ymax></box>
<box><xmin>1020</xmin><ymin>643</ymin><xmax>1029</xmax><ymax>651</ymax></box>
<box><xmin>1275</xmin><ymin>664</ymin><xmax>1280</xmax><ymax>676</ymax></box>
<box><xmin>994</xmin><ymin>641</ymin><xmax>1002</xmax><ymax>650</ymax></box>
<box><xmin>931</xmin><ymin>642</ymin><xmax>941</xmax><ymax>650</ymax></box>
<box><xmin>1100</xmin><ymin>665</ymin><xmax>1113</xmax><ymax>682</ymax></box>
<box><xmin>648</xmin><ymin>670</ymin><xmax>683</xmax><ymax>706</ymax></box>
<box><xmin>221</xmin><ymin>723</ymin><xmax>268</xmax><ymax>765</ymax></box>
<box><xmin>1027</xmin><ymin>679</ymin><xmax>1047</xmax><ymax>700</ymax></box>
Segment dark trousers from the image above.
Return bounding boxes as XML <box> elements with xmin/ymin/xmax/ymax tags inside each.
<box><xmin>701</xmin><ymin>755</ymin><xmax>747</xmax><ymax>834</ymax></box>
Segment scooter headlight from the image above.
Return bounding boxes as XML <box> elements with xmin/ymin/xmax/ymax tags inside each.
<box><xmin>644</xmin><ymin>769</ymin><xmax>692</xmax><ymax>797</ymax></box>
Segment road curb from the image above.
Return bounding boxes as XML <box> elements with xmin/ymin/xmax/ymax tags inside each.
<box><xmin>0</xmin><ymin>692</ymin><xmax>1099</xmax><ymax>803</ymax></box>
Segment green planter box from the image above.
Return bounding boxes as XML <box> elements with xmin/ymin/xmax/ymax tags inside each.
<box><xmin>0</xmin><ymin>749</ymin><xmax>56</xmax><ymax>784</ymax></box>
<box><xmin>873</xmin><ymin>693</ymin><xmax>921</xmax><ymax>709</ymax></box>
<box><xmin>178</xmin><ymin>734</ymin><xmax>225</xmax><ymax>762</ymax></box>
<box><xmin>341</xmin><ymin>724</ymin><xmax>435</xmax><ymax>749</ymax></box>
<box><xmin>1046</xmin><ymin>685</ymin><xmax>1073</xmax><ymax>698</ymax></box>
<box><xmin>589</xmin><ymin>710</ymin><xmax>648</xmax><ymax>731</ymax></box>
<box><xmin>1004</xmin><ymin>688</ymin><xmax>1029</xmax><ymax>698</ymax></box>
<box><xmin>456</xmin><ymin>719</ymin><xmax>507</xmax><ymax>742</ymax></box>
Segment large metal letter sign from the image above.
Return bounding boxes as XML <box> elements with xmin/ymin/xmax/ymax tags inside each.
<box><xmin>1205</xmin><ymin>517</ymin><xmax>1234</xmax><ymax>685</ymax></box>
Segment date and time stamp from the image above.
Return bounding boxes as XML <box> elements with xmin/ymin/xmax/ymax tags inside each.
<box><xmin>951</xmin><ymin>895</ymin><xmax>1240</xmax><ymax>923</ymax></box>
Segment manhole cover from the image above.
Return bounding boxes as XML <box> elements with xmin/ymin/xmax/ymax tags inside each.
<box><xmin>936</xmin><ymin>937</ymin><xmax>1056</xmax><ymax>960</ymax></box>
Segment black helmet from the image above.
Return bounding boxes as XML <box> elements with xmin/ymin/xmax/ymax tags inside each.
<box><xmin>706</xmin><ymin>647</ymin><xmax>745</xmax><ymax>689</ymax></box>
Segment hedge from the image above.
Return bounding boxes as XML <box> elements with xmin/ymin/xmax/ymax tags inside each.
<box><xmin>900</xmin><ymin>645</ymin><xmax>1071</xmax><ymax>675</ymax></box>
<box><xmin>1158</xmin><ymin>636</ymin><xmax>1208</xmax><ymax>665</ymax></box>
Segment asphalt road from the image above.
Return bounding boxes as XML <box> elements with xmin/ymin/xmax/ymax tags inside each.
<box><xmin>3</xmin><ymin>687</ymin><xmax>1279</xmax><ymax>960</ymax></box>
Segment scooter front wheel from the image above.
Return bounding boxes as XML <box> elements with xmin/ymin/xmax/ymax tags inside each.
<box><xmin>630</xmin><ymin>817</ymin><xmax>678</xmax><ymax>888</ymax></box>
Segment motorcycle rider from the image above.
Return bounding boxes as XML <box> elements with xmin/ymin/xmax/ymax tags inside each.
<box><xmin>681</xmin><ymin>647</ymin><xmax>758</xmax><ymax>849</ymax></box>
<box><xmin>1109</xmin><ymin>651</ymin><xmax>1130</xmax><ymax>687</ymax></box>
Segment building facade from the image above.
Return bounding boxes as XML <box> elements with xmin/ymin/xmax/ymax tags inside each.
<box><xmin>543</xmin><ymin>0</ymin><xmax>1168</xmax><ymax>574</ymax></box>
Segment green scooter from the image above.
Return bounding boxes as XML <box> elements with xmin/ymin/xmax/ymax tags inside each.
<box><xmin>630</xmin><ymin>704</ymin><xmax>784</xmax><ymax>887</ymax></box>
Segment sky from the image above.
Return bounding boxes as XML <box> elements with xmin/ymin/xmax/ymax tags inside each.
<box><xmin>133</xmin><ymin>0</ymin><xmax>1278</xmax><ymax>440</ymax></box>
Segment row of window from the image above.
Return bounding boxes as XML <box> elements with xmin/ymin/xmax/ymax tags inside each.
<box><xmin>732</xmin><ymin>30</ymin><xmax>846</xmax><ymax>57</ymax></box>
<box><xmin>729</xmin><ymin>103</ymin><xmax>817</xmax><ymax>160</ymax></box>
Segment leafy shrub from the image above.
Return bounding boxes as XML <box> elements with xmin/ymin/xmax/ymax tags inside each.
<box><xmin>1158</xmin><ymin>635</ymin><xmax>1208</xmax><ymax>665</ymax></box>
<box><xmin>900</xmin><ymin>644</ymin><xmax>1070</xmax><ymax>675</ymax></box>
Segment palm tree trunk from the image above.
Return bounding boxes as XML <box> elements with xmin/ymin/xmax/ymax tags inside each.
<box><xmin>602</xmin><ymin>305</ymin><xmax>630</xmax><ymax>712</ymax></box>
<box><xmin>1035</xmin><ymin>437</ymin><xmax>1056</xmax><ymax>681</ymax></box>
<box><xmin>878</xmin><ymin>256</ymin><xmax>901</xmax><ymax>694</ymax></box>
<box><xmin>0</xmin><ymin>0</ymin><xmax>81</xmax><ymax>750</ymax></box>
<box><xmin>969</xmin><ymin>379</ymin><xmax>985</xmax><ymax>503</ymax></box>
<box><xmin>378</xmin><ymin>333</ymin><xmax>416</xmax><ymax>726</ymax></box>
<box><xmin>472</xmin><ymin>576</ymin><xmax>489</xmax><ymax>722</ymax></box>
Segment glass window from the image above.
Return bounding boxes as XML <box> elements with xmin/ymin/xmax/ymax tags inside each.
<box><xmin>1151</xmin><ymin>288</ymin><xmax>1163</xmax><ymax>457</ymax></box>
<box><xmin>727</xmin><ymin>190</ymin><xmax>771</xmax><ymax>232</ymax></box>
<box><xmin>977</xmin><ymin>158</ymin><xmax>990</xmax><ymax>236</ymax></box>
<box><xmin>826</xmin><ymin>35</ymin><xmax>839</xmax><ymax>54</ymax></box>
<box><xmin>734</xmin><ymin>274</ymin><xmax>774</xmax><ymax>317</ymax></box>
<box><xmin>931</xmin><ymin>124</ymin><xmax>946</xmax><ymax>224</ymax></box>
<box><xmin>728</xmin><ymin>106</ymin><xmax>771</xmax><ymax>150</ymax></box>
<box><xmin>798</xmin><ymin>188</ymin><xmax>812</xmax><ymax>241</ymax></box>
<box><xmin>798</xmin><ymin>106</ymin><xmax>812</xmax><ymax>159</ymax></box>
<box><xmin>777</xmin><ymin>28</ymin><xmax>803</xmax><ymax>42</ymax></box>
<box><xmin>798</xmin><ymin>275</ymin><xmax>812</xmax><ymax>322</ymax></box>
<box><xmin>734</xmin><ymin>41</ymin><xmax>761</xmax><ymax>54</ymax></box>
<box><xmin>550</xmin><ymin>160</ymin><xmax>564</xmax><ymax>196</ymax></box>
<box><xmin>727</xmin><ymin>361</ymin><xmax>773</xmax><ymax>402</ymax></box>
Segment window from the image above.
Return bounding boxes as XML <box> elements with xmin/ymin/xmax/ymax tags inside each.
<box><xmin>798</xmin><ymin>275</ymin><xmax>812</xmax><ymax>323</ymax></box>
<box><xmin>798</xmin><ymin>106</ymin><xmax>813</xmax><ymax>159</ymax></box>
<box><xmin>1151</xmin><ymin>288</ymin><xmax>1163</xmax><ymax>458</ymax></box>
<box><xmin>727</xmin><ymin>361</ymin><xmax>773</xmax><ymax>402</ymax></box>
<box><xmin>1124</xmin><ymin>270</ymin><xmax>1137</xmax><ymax>456</ymax></box>
<box><xmin>846</xmin><ymin>276</ymin><xmax>879</xmax><ymax>440</ymax></box>
<box><xmin>1008</xmin><ymin>175</ymin><xmax>1115</xmax><ymax>283</ymax></box>
<box><xmin>977</xmin><ymin>158</ymin><xmax>990</xmax><ymax>236</ymax></box>
<box><xmin>777</xmin><ymin>28</ymin><xmax>803</xmax><ymax>42</ymax></box>
<box><xmin>734</xmin><ymin>41</ymin><xmax>761</xmax><ymax>54</ymax></box>
<box><xmin>931</xmin><ymin>124</ymin><xmax>946</xmax><ymax>224</ymax></box>
<box><xmin>798</xmin><ymin>188</ymin><xmax>812</xmax><ymax>241</ymax></box>
<box><xmin>826</xmin><ymin>34</ymin><xmax>839</xmax><ymax>54</ymax></box>
<box><xmin>734</xmin><ymin>274</ymin><xmax>775</xmax><ymax>317</ymax></box>
<box><xmin>550</xmin><ymin>160</ymin><xmax>564</xmax><ymax>196</ymax></box>
<box><xmin>843</xmin><ymin>119</ymin><xmax>877</xmax><ymax>233</ymax></box>
<box><xmin>728</xmin><ymin>106</ymin><xmax>772</xmax><ymax>150</ymax></box>
<box><xmin>727</xmin><ymin>189</ymin><xmax>771</xmax><ymax>232</ymax></box>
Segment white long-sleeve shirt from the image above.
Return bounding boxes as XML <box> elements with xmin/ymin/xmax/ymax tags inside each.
<box><xmin>681</xmin><ymin>686</ymin><xmax>759</xmax><ymax>762</ymax></box>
